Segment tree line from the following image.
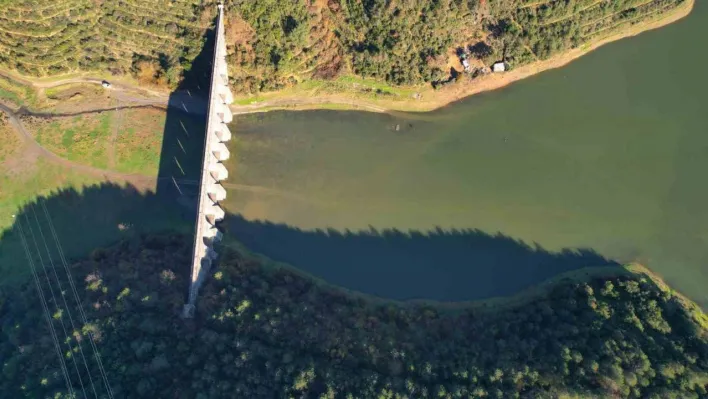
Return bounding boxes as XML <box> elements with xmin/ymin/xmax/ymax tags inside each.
<box><xmin>1</xmin><ymin>233</ymin><xmax>706</xmax><ymax>398</ymax></box>
<box><xmin>0</xmin><ymin>0</ymin><xmax>688</xmax><ymax>92</ymax></box>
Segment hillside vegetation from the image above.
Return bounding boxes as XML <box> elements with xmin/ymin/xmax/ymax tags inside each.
<box><xmin>1</xmin><ymin>234</ymin><xmax>707</xmax><ymax>398</ymax></box>
<box><xmin>0</xmin><ymin>0</ymin><xmax>688</xmax><ymax>93</ymax></box>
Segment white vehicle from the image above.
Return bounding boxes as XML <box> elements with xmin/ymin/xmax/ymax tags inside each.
<box><xmin>101</xmin><ymin>80</ymin><xmax>112</xmax><ymax>88</ymax></box>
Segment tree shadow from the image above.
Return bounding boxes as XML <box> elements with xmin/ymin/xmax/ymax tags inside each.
<box><xmin>0</xmin><ymin>182</ymin><xmax>619</xmax><ymax>303</ymax></box>
<box><xmin>224</xmin><ymin>215</ymin><xmax>618</xmax><ymax>302</ymax></box>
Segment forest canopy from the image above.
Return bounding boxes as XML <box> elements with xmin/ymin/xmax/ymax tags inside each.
<box><xmin>0</xmin><ymin>0</ymin><xmax>689</xmax><ymax>92</ymax></box>
<box><xmin>1</xmin><ymin>234</ymin><xmax>706</xmax><ymax>398</ymax></box>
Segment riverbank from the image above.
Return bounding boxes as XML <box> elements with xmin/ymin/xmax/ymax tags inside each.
<box><xmin>226</xmin><ymin>233</ymin><xmax>708</xmax><ymax>320</ymax></box>
<box><xmin>0</xmin><ymin>0</ymin><xmax>694</xmax><ymax>116</ymax></box>
<box><xmin>231</xmin><ymin>0</ymin><xmax>695</xmax><ymax>114</ymax></box>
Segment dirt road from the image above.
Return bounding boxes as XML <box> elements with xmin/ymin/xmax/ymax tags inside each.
<box><xmin>0</xmin><ymin>68</ymin><xmax>386</xmax><ymax>115</ymax></box>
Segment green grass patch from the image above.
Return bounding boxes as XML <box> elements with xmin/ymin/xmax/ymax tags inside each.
<box><xmin>61</xmin><ymin>128</ymin><xmax>75</xmax><ymax>148</ymax></box>
<box><xmin>0</xmin><ymin>77</ymin><xmax>25</xmax><ymax>104</ymax></box>
<box><xmin>233</xmin><ymin>95</ymin><xmax>267</xmax><ymax>105</ymax></box>
<box><xmin>31</xmin><ymin>113</ymin><xmax>112</xmax><ymax>169</ymax></box>
<box><xmin>0</xmin><ymin>74</ymin><xmax>37</xmax><ymax>107</ymax></box>
<box><xmin>116</xmin><ymin>144</ymin><xmax>161</xmax><ymax>174</ymax></box>
<box><xmin>0</xmin><ymin>87</ymin><xmax>21</xmax><ymax>104</ymax></box>
<box><xmin>113</xmin><ymin>108</ymin><xmax>167</xmax><ymax>175</ymax></box>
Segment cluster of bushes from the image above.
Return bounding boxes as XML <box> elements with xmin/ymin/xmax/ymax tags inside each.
<box><xmin>517</xmin><ymin>0</ymin><xmax>686</xmax><ymax>59</ymax></box>
<box><xmin>1</xmin><ymin>234</ymin><xmax>706</xmax><ymax>398</ymax></box>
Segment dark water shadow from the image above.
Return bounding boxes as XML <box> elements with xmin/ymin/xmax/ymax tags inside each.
<box><xmin>225</xmin><ymin>215</ymin><xmax>619</xmax><ymax>302</ymax></box>
<box><xmin>0</xmin><ymin>180</ymin><xmax>619</xmax><ymax>303</ymax></box>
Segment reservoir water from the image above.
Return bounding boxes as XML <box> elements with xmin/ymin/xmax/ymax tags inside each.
<box><xmin>224</xmin><ymin>1</ymin><xmax>708</xmax><ymax>307</ymax></box>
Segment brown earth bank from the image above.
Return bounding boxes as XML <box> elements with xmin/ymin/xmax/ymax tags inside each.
<box><xmin>231</xmin><ymin>0</ymin><xmax>694</xmax><ymax>114</ymax></box>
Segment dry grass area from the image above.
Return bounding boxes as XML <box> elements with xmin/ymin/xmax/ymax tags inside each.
<box><xmin>45</xmin><ymin>83</ymin><xmax>103</xmax><ymax>100</ymax></box>
<box><xmin>23</xmin><ymin>113</ymin><xmax>110</xmax><ymax>161</ymax></box>
<box><xmin>113</xmin><ymin>107</ymin><xmax>165</xmax><ymax>174</ymax></box>
<box><xmin>0</xmin><ymin>113</ymin><xmax>25</xmax><ymax>171</ymax></box>
<box><xmin>18</xmin><ymin>107</ymin><xmax>166</xmax><ymax>175</ymax></box>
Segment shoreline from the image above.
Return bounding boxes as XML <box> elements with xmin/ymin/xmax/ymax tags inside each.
<box><xmin>226</xmin><ymin>236</ymin><xmax>708</xmax><ymax>316</ymax></box>
<box><xmin>0</xmin><ymin>0</ymin><xmax>694</xmax><ymax>116</ymax></box>
<box><xmin>230</xmin><ymin>0</ymin><xmax>695</xmax><ymax>115</ymax></box>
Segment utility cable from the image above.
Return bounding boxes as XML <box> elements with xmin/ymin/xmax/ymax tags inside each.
<box><xmin>23</xmin><ymin>212</ymin><xmax>89</xmax><ymax>399</ymax></box>
<box><xmin>31</xmin><ymin>205</ymin><xmax>99</xmax><ymax>398</ymax></box>
<box><xmin>16</xmin><ymin>221</ymin><xmax>74</xmax><ymax>397</ymax></box>
<box><xmin>41</xmin><ymin>200</ymin><xmax>114</xmax><ymax>399</ymax></box>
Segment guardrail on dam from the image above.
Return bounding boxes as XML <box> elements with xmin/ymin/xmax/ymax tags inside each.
<box><xmin>183</xmin><ymin>3</ymin><xmax>233</xmax><ymax>318</ymax></box>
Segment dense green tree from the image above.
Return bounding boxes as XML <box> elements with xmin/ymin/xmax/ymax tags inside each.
<box><xmin>0</xmin><ymin>0</ymin><xmax>688</xmax><ymax>91</ymax></box>
<box><xmin>0</xmin><ymin>234</ymin><xmax>706</xmax><ymax>397</ymax></box>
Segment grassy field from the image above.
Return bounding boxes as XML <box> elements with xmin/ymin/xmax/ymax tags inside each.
<box><xmin>0</xmin><ymin>114</ymin><xmax>20</xmax><ymax>163</ymax></box>
<box><xmin>0</xmin><ymin>127</ymin><xmax>106</xmax><ymax>284</ymax></box>
<box><xmin>0</xmin><ymin>73</ymin><xmax>37</xmax><ymax>107</ymax></box>
<box><xmin>113</xmin><ymin>108</ymin><xmax>166</xmax><ymax>174</ymax></box>
<box><xmin>29</xmin><ymin>113</ymin><xmax>112</xmax><ymax>169</ymax></box>
<box><xmin>22</xmin><ymin>107</ymin><xmax>165</xmax><ymax>174</ymax></box>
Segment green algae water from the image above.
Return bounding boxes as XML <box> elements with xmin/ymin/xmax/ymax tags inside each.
<box><xmin>224</xmin><ymin>2</ymin><xmax>708</xmax><ymax>307</ymax></box>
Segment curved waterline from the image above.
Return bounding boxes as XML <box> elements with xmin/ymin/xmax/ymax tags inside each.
<box><xmin>225</xmin><ymin>1</ymin><xmax>708</xmax><ymax>308</ymax></box>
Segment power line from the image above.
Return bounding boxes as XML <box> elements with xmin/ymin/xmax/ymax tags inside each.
<box><xmin>31</xmin><ymin>205</ymin><xmax>99</xmax><ymax>398</ymax></box>
<box><xmin>22</xmin><ymin>212</ymin><xmax>89</xmax><ymax>399</ymax></box>
<box><xmin>15</xmin><ymin>221</ymin><xmax>73</xmax><ymax>397</ymax></box>
<box><xmin>41</xmin><ymin>200</ymin><xmax>115</xmax><ymax>399</ymax></box>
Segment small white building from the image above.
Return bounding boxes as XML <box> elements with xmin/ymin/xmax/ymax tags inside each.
<box><xmin>492</xmin><ymin>62</ymin><xmax>506</xmax><ymax>73</ymax></box>
<box><xmin>462</xmin><ymin>59</ymin><xmax>471</xmax><ymax>72</ymax></box>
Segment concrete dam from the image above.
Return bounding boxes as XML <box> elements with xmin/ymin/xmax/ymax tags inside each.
<box><xmin>183</xmin><ymin>3</ymin><xmax>233</xmax><ymax>318</ymax></box>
